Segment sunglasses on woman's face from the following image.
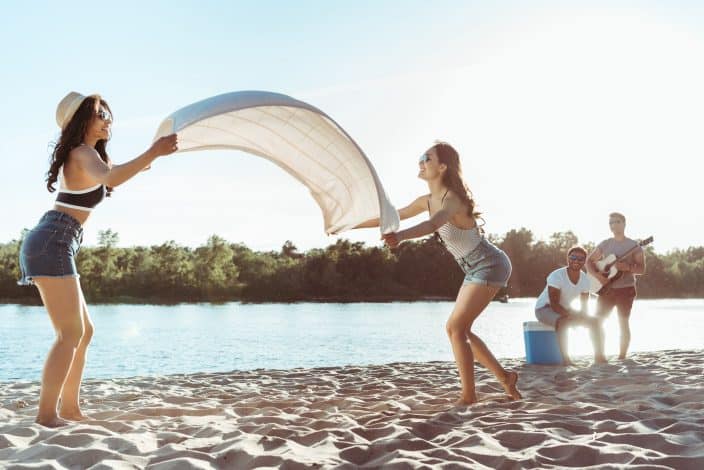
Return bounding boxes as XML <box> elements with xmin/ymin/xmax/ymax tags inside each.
<box><xmin>419</xmin><ymin>153</ymin><xmax>431</xmax><ymax>164</ymax></box>
<box><xmin>568</xmin><ymin>254</ymin><xmax>586</xmax><ymax>262</ymax></box>
<box><xmin>96</xmin><ymin>109</ymin><xmax>112</xmax><ymax>122</ymax></box>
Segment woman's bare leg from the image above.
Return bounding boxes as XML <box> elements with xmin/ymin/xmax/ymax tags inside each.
<box><xmin>446</xmin><ymin>283</ymin><xmax>521</xmax><ymax>404</ymax></box>
<box><xmin>33</xmin><ymin>276</ymin><xmax>84</xmax><ymax>427</ymax></box>
<box><xmin>466</xmin><ymin>331</ymin><xmax>522</xmax><ymax>399</ymax></box>
<box><xmin>59</xmin><ymin>286</ymin><xmax>94</xmax><ymax>420</ymax></box>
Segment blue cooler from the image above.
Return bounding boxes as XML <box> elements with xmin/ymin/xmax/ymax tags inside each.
<box><xmin>523</xmin><ymin>321</ymin><xmax>562</xmax><ymax>365</ymax></box>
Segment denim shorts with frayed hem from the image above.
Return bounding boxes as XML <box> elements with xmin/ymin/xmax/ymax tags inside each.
<box><xmin>456</xmin><ymin>238</ymin><xmax>512</xmax><ymax>288</ymax></box>
<box><xmin>18</xmin><ymin>210</ymin><xmax>83</xmax><ymax>286</ymax></box>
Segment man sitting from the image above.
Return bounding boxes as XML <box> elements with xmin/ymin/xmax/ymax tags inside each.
<box><xmin>535</xmin><ymin>246</ymin><xmax>607</xmax><ymax>365</ymax></box>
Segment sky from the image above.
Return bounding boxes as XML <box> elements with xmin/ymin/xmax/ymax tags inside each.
<box><xmin>1</xmin><ymin>1</ymin><xmax>702</xmax><ymax>254</ymax></box>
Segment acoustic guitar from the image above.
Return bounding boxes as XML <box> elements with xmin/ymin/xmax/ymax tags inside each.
<box><xmin>589</xmin><ymin>236</ymin><xmax>654</xmax><ymax>295</ymax></box>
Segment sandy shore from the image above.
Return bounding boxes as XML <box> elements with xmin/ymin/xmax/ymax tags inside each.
<box><xmin>1</xmin><ymin>349</ymin><xmax>703</xmax><ymax>469</ymax></box>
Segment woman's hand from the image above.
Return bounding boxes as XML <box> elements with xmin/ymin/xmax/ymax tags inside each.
<box><xmin>382</xmin><ymin>232</ymin><xmax>401</xmax><ymax>248</ymax></box>
<box><xmin>150</xmin><ymin>134</ymin><xmax>179</xmax><ymax>158</ymax></box>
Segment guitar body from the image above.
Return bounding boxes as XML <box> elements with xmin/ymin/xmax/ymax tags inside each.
<box><xmin>588</xmin><ymin>254</ymin><xmax>619</xmax><ymax>293</ymax></box>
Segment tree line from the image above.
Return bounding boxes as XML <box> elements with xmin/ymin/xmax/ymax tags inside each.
<box><xmin>1</xmin><ymin>228</ymin><xmax>701</xmax><ymax>304</ymax></box>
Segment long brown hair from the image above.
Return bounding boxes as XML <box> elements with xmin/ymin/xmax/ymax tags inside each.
<box><xmin>432</xmin><ymin>141</ymin><xmax>480</xmax><ymax>219</ymax></box>
<box><xmin>46</xmin><ymin>96</ymin><xmax>113</xmax><ymax>196</ymax></box>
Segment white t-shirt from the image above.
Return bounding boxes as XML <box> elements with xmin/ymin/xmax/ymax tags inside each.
<box><xmin>535</xmin><ymin>267</ymin><xmax>590</xmax><ymax>310</ymax></box>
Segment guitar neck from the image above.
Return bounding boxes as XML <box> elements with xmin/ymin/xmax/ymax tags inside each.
<box><xmin>611</xmin><ymin>236</ymin><xmax>655</xmax><ymax>263</ymax></box>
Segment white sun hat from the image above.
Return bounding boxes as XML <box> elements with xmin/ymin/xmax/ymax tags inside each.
<box><xmin>55</xmin><ymin>91</ymin><xmax>100</xmax><ymax>129</ymax></box>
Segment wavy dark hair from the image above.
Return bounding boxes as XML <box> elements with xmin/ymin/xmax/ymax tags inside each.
<box><xmin>47</xmin><ymin>95</ymin><xmax>113</xmax><ymax>196</ymax></box>
<box><xmin>432</xmin><ymin>141</ymin><xmax>481</xmax><ymax>220</ymax></box>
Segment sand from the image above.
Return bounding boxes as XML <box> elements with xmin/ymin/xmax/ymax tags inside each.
<box><xmin>1</xmin><ymin>349</ymin><xmax>703</xmax><ymax>469</ymax></box>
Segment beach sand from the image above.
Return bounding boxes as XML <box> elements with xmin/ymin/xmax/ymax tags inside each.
<box><xmin>1</xmin><ymin>349</ymin><xmax>703</xmax><ymax>469</ymax></box>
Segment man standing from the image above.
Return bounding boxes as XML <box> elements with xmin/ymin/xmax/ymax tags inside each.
<box><xmin>535</xmin><ymin>246</ymin><xmax>606</xmax><ymax>365</ymax></box>
<box><xmin>587</xmin><ymin>212</ymin><xmax>646</xmax><ymax>359</ymax></box>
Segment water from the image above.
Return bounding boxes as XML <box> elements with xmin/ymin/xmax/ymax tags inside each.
<box><xmin>0</xmin><ymin>299</ymin><xmax>701</xmax><ymax>381</ymax></box>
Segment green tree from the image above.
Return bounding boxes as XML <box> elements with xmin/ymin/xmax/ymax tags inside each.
<box><xmin>194</xmin><ymin>235</ymin><xmax>240</xmax><ymax>300</ymax></box>
<box><xmin>98</xmin><ymin>229</ymin><xmax>119</xmax><ymax>248</ymax></box>
<box><xmin>2</xmin><ymin>231</ymin><xmax>702</xmax><ymax>304</ymax></box>
<box><xmin>497</xmin><ymin>228</ymin><xmax>534</xmax><ymax>297</ymax></box>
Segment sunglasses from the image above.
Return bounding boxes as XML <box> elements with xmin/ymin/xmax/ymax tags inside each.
<box><xmin>96</xmin><ymin>109</ymin><xmax>112</xmax><ymax>122</ymax></box>
<box><xmin>568</xmin><ymin>254</ymin><xmax>586</xmax><ymax>262</ymax></box>
<box><xmin>419</xmin><ymin>153</ymin><xmax>431</xmax><ymax>163</ymax></box>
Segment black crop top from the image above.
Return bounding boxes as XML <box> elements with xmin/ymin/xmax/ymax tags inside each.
<box><xmin>55</xmin><ymin>183</ymin><xmax>106</xmax><ymax>212</ymax></box>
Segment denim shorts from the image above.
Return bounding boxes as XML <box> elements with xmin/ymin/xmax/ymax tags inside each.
<box><xmin>18</xmin><ymin>210</ymin><xmax>84</xmax><ymax>286</ymax></box>
<box><xmin>455</xmin><ymin>238</ymin><xmax>512</xmax><ymax>288</ymax></box>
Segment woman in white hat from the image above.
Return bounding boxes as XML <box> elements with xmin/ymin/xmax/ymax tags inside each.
<box><xmin>18</xmin><ymin>92</ymin><xmax>178</xmax><ymax>427</ymax></box>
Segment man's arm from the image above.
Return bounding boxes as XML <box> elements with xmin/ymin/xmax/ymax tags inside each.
<box><xmin>615</xmin><ymin>248</ymin><xmax>646</xmax><ymax>275</ymax></box>
<box><xmin>548</xmin><ymin>286</ymin><xmax>571</xmax><ymax>317</ymax></box>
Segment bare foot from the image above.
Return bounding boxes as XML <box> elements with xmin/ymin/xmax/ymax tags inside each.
<box><xmin>59</xmin><ymin>407</ymin><xmax>91</xmax><ymax>421</ymax></box>
<box><xmin>35</xmin><ymin>416</ymin><xmax>71</xmax><ymax>428</ymax></box>
<box><xmin>59</xmin><ymin>409</ymin><xmax>91</xmax><ymax>421</ymax></box>
<box><xmin>594</xmin><ymin>355</ymin><xmax>608</xmax><ymax>364</ymax></box>
<box><xmin>454</xmin><ymin>396</ymin><xmax>478</xmax><ymax>407</ymax></box>
<box><xmin>501</xmin><ymin>371</ymin><xmax>522</xmax><ymax>400</ymax></box>
<box><xmin>563</xmin><ymin>358</ymin><xmax>575</xmax><ymax>366</ymax></box>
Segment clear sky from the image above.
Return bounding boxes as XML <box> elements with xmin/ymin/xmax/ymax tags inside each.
<box><xmin>2</xmin><ymin>1</ymin><xmax>702</xmax><ymax>253</ymax></box>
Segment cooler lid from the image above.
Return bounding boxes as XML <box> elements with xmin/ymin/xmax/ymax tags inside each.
<box><xmin>523</xmin><ymin>321</ymin><xmax>555</xmax><ymax>332</ymax></box>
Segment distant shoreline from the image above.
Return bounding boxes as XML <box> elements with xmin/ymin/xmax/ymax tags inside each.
<box><xmin>0</xmin><ymin>294</ymin><xmax>458</xmax><ymax>306</ymax></box>
<box><xmin>2</xmin><ymin>294</ymin><xmax>702</xmax><ymax>306</ymax></box>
